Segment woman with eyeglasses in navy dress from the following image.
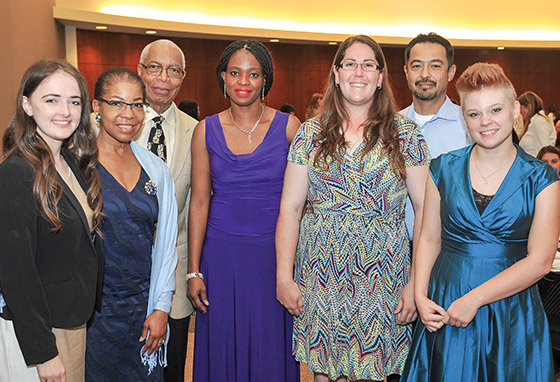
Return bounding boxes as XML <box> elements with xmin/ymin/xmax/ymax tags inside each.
<box><xmin>85</xmin><ymin>68</ymin><xmax>178</xmax><ymax>381</ymax></box>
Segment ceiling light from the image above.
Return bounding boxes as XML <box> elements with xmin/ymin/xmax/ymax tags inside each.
<box><xmin>145</xmin><ymin>30</ymin><xmax>157</xmax><ymax>35</ymax></box>
<box><xmin>269</xmin><ymin>39</ymin><xmax>279</xmax><ymax>43</ymax></box>
<box><xmin>100</xmin><ymin>5</ymin><xmax>560</xmax><ymax>42</ymax></box>
<box><xmin>95</xmin><ymin>26</ymin><xmax>107</xmax><ymax>30</ymax></box>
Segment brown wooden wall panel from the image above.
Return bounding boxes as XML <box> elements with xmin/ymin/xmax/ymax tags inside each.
<box><xmin>77</xmin><ymin>30</ymin><xmax>560</xmax><ymax>125</ymax></box>
<box><xmin>77</xmin><ymin>30</ymin><xmax>337</xmax><ymax>122</ymax></box>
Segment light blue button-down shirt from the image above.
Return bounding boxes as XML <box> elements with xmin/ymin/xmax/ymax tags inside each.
<box><xmin>400</xmin><ymin>96</ymin><xmax>472</xmax><ymax>239</ymax></box>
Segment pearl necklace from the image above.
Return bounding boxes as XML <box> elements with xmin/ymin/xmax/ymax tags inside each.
<box><xmin>472</xmin><ymin>151</ymin><xmax>514</xmax><ymax>185</ymax></box>
<box><xmin>229</xmin><ymin>104</ymin><xmax>265</xmax><ymax>145</ymax></box>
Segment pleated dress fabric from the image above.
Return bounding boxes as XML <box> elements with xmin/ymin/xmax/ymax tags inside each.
<box><xmin>402</xmin><ymin>145</ymin><xmax>558</xmax><ymax>382</ymax></box>
<box><xmin>192</xmin><ymin>111</ymin><xmax>299</xmax><ymax>382</ymax></box>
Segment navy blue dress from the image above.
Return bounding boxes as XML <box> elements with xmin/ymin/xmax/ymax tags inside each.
<box><xmin>85</xmin><ymin>164</ymin><xmax>160</xmax><ymax>381</ymax></box>
<box><xmin>402</xmin><ymin>145</ymin><xmax>557</xmax><ymax>382</ymax></box>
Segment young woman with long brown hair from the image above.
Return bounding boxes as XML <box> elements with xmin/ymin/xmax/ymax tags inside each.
<box><xmin>0</xmin><ymin>59</ymin><xmax>103</xmax><ymax>382</ymax></box>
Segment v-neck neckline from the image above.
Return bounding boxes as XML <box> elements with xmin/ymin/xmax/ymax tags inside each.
<box><xmin>99</xmin><ymin>163</ymin><xmax>142</xmax><ymax>194</ymax></box>
<box><xmin>466</xmin><ymin>145</ymin><xmax>519</xmax><ymax>219</ymax></box>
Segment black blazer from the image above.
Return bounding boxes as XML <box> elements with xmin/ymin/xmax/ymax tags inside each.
<box><xmin>0</xmin><ymin>151</ymin><xmax>103</xmax><ymax>366</ymax></box>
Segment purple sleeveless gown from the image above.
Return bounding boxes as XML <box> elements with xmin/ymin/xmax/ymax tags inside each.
<box><xmin>193</xmin><ymin>111</ymin><xmax>300</xmax><ymax>382</ymax></box>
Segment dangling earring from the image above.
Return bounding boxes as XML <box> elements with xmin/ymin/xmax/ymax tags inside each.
<box><xmin>377</xmin><ymin>85</ymin><xmax>382</xmax><ymax>90</ymax></box>
<box><xmin>95</xmin><ymin>112</ymin><xmax>101</xmax><ymax>122</ymax></box>
<box><xmin>224</xmin><ymin>83</ymin><xmax>227</xmax><ymax>99</ymax></box>
<box><xmin>261</xmin><ymin>79</ymin><xmax>266</xmax><ymax>100</ymax></box>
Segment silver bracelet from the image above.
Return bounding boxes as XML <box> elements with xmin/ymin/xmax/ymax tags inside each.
<box><xmin>185</xmin><ymin>272</ymin><xmax>204</xmax><ymax>281</ymax></box>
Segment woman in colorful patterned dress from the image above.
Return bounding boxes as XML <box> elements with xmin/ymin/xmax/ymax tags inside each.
<box><xmin>276</xmin><ymin>35</ymin><xmax>430</xmax><ymax>381</ymax></box>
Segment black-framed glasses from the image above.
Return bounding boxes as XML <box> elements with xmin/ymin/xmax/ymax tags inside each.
<box><xmin>338</xmin><ymin>60</ymin><xmax>382</xmax><ymax>72</ymax></box>
<box><xmin>140</xmin><ymin>63</ymin><xmax>184</xmax><ymax>78</ymax></box>
<box><xmin>98</xmin><ymin>98</ymin><xmax>149</xmax><ymax>112</ymax></box>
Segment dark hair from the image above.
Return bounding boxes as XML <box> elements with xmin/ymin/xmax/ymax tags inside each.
<box><xmin>305</xmin><ymin>93</ymin><xmax>323</xmax><ymax>120</ymax></box>
<box><xmin>216</xmin><ymin>40</ymin><xmax>274</xmax><ymax>97</ymax></box>
<box><xmin>94</xmin><ymin>67</ymin><xmax>146</xmax><ymax>101</ymax></box>
<box><xmin>456</xmin><ymin>62</ymin><xmax>517</xmax><ymax>104</ymax></box>
<box><xmin>315</xmin><ymin>35</ymin><xmax>405</xmax><ymax>178</ymax></box>
<box><xmin>537</xmin><ymin>145</ymin><xmax>560</xmax><ymax>160</ymax></box>
<box><xmin>549</xmin><ymin>104</ymin><xmax>560</xmax><ymax>125</ymax></box>
<box><xmin>3</xmin><ymin>59</ymin><xmax>102</xmax><ymax>232</ymax></box>
<box><xmin>405</xmin><ymin>32</ymin><xmax>454</xmax><ymax>68</ymax></box>
<box><xmin>280</xmin><ymin>103</ymin><xmax>295</xmax><ymax>114</ymax></box>
<box><xmin>518</xmin><ymin>91</ymin><xmax>544</xmax><ymax>118</ymax></box>
<box><xmin>178</xmin><ymin>98</ymin><xmax>199</xmax><ymax>120</ymax></box>
<box><xmin>518</xmin><ymin>91</ymin><xmax>545</xmax><ymax>132</ymax></box>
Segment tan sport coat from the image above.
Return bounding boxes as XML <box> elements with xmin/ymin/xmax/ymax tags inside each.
<box><xmin>136</xmin><ymin>103</ymin><xmax>197</xmax><ymax>319</ymax></box>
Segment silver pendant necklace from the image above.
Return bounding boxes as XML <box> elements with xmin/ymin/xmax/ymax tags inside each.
<box><xmin>472</xmin><ymin>151</ymin><xmax>513</xmax><ymax>185</ymax></box>
<box><xmin>229</xmin><ymin>104</ymin><xmax>265</xmax><ymax>145</ymax></box>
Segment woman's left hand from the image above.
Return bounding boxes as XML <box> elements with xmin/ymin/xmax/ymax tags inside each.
<box><xmin>442</xmin><ymin>294</ymin><xmax>479</xmax><ymax>328</ymax></box>
<box><xmin>395</xmin><ymin>280</ymin><xmax>418</xmax><ymax>325</ymax></box>
<box><xmin>140</xmin><ymin>309</ymin><xmax>169</xmax><ymax>356</ymax></box>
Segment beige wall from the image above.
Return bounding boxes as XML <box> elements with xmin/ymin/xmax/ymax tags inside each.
<box><xmin>0</xmin><ymin>0</ymin><xmax>65</xmax><ymax>136</ymax></box>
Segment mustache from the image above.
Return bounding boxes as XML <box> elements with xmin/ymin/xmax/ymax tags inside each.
<box><xmin>415</xmin><ymin>79</ymin><xmax>437</xmax><ymax>86</ymax></box>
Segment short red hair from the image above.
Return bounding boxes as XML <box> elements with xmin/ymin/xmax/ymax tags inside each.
<box><xmin>456</xmin><ymin>62</ymin><xmax>517</xmax><ymax>104</ymax></box>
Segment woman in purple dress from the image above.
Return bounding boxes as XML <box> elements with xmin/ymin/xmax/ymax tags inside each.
<box><xmin>188</xmin><ymin>40</ymin><xmax>301</xmax><ymax>381</ymax></box>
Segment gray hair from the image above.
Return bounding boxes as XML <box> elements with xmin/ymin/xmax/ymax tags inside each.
<box><xmin>139</xmin><ymin>39</ymin><xmax>186</xmax><ymax>70</ymax></box>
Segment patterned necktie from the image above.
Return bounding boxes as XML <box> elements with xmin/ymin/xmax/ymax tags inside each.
<box><xmin>147</xmin><ymin>116</ymin><xmax>167</xmax><ymax>162</ymax></box>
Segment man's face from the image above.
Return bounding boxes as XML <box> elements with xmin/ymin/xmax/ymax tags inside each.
<box><xmin>404</xmin><ymin>42</ymin><xmax>456</xmax><ymax>102</ymax></box>
<box><xmin>137</xmin><ymin>43</ymin><xmax>185</xmax><ymax>114</ymax></box>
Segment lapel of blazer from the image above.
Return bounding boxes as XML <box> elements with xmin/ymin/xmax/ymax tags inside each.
<box><xmin>59</xmin><ymin>149</ymin><xmax>95</xmax><ymax>249</ymax></box>
<box><xmin>168</xmin><ymin>104</ymin><xmax>189</xmax><ymax>181</ymax></box>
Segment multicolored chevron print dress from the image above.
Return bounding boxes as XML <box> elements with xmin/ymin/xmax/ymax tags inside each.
<box><xmin>288</xmin><ymin>115</ymin><xmax>430</xmax><ymax>381</ymax></box>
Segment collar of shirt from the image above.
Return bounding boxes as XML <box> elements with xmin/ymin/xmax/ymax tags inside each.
<box><xmin>137</xmin><ymin>104</ymin><xmax>178</xmax><ymax>165</ymax></box>
<box><xmin>404</xmin><ymin>96</ymin><xmax>462</xmax><ymax>126</ymax></box>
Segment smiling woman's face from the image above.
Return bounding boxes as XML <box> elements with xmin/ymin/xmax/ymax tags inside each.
<box><xmin>93</xmin><ymin>80</ymin><xmax>145</xmax><ymax>144</ymax></box>
<box><xmin>333</xmin><ymin>42</ymin><xmax>383</xmax><ymax>109</ymax></box>
<box><xmin>462</xmin><ymin>86</ymin><xmax>519</xmax><ymax>151</ymax></box>
<box><xmin>221</xmin><ymin>49</ymin><xmax>263</xmax><ymax>107</ymax></box>
<box><xmin>21</xmin><ymin>70</ymin><xmax>82</xmax><ymax>150</ymax></box>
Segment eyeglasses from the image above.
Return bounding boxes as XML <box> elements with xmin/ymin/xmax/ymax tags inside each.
<box><xmin>338</xmin><ymin>60</ymin><xmax>382</xmax><ymax>72</ymax></box>
<box><xmin>98</xmin><ymin>98</ymin><xmax>149</xmax><ymax>113</ymax></box>
<box><xmin>140</xmin><ymin>63</ymin><xmax>184</xmax><ymax>79</ymax></box>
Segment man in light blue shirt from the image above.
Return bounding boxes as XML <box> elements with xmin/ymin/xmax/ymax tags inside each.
<box><xmin>400</xmin><ymin>33</ymin><xmax>472</xmax><ymax>240</ymax></box>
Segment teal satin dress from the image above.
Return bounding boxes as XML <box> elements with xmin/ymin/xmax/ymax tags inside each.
<box><xmin>402</xmin><ymin>145</ymin><xmax>558</xmax><ymax>381</ymax></box>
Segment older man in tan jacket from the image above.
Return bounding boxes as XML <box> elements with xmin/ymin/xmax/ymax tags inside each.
<box><xmin>135</xmin><ymin>39</ymin><xmax>197</xmax><ymax>382</ymax></box>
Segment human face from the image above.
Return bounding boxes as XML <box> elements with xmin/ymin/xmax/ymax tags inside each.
<box><xmin>221</xmin><ymin>49</ymin><xmax>263</xmax><ymax>106</ymax></box>
<box><xmin>137</xmin><ymin>43</ymin><xmax>185</xmax><ymax>114</ymax></box>
<box><xmin>404</xmin><ymin>43</ymin><xmax>456</xmax><ymax>103</ymax></box>
<box><xmin>519</xmin><ymin>103</ymin><xmax>530</xmax><ymax>121</ymax></box>
<box><xmin>462</xmin><ymin>87</ymin><xmax>520</xmax><ymax>151</ymax></box>
<box><xmin>542</xmin><ymin>153</ymin><xmax>560</xmax><ymax>174</ymax></box>
<box><xmin>21</xmin><ymin>71</ymin><xmax>82</xmax><ymax>151</ymax></box>
<box><xmin>93</xmin><ymin>81</ymin><xmax>145</xmax><ymax>144</ymax></box>
<box><xmin>333</xmin><ymin>42</ymin><xmax>383</xmax><ymax>109</ymax></box>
